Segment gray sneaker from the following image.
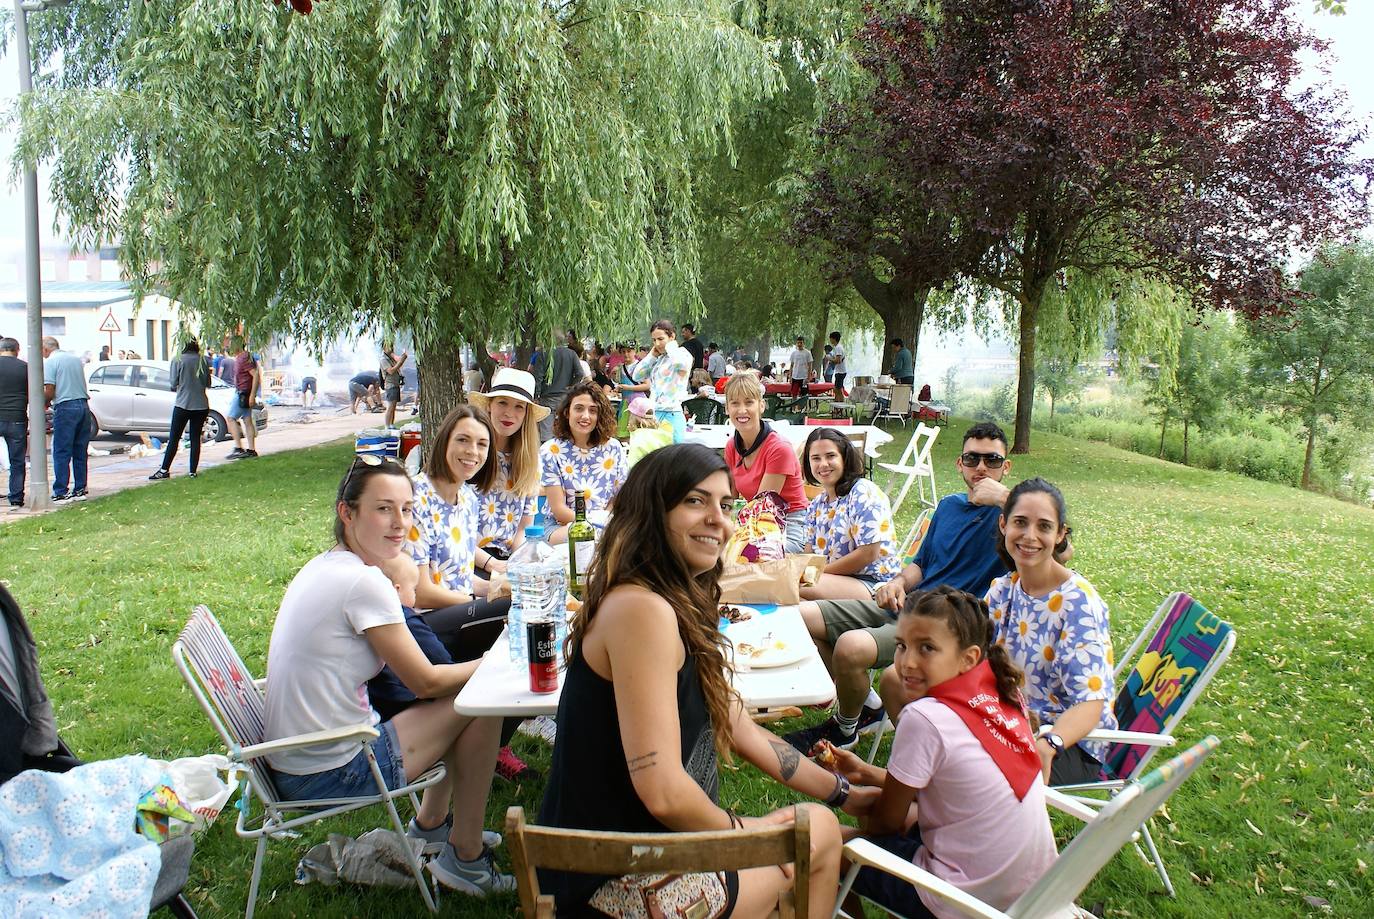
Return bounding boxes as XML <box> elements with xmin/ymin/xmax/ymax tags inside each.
<box><xmin>406</xmin><ymin>816</ymin><xmax>502</xmax><ymax>855</ymax></box>
<box><xmin>428</xmin><ymin>844</ymin><xmax>516</xmax><ymax>896</ymax></box>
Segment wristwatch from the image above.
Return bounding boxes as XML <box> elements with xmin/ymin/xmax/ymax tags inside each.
<box><xmin>1042</xmin><ymin>733</ymin><xmax>1065</xmax><ymax>756</ymax></box>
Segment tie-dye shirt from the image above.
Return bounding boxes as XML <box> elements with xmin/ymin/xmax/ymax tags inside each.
<box><xmin>407</xmin><ymin>472</ymin><xmax>477</xmax><ymax>599</ymax></box>
<box><xmin>539</xmin><ymin>438</ymin><xmax>629</xmax><ymax>513</ymax></box>
<box><xmin>629</xmin><ymin>342</ymin><xmax>693</xmax><ymax>413</ymax></box>
<box><xmin>984</xmin><ymin>571</ymin><xmax>1117</xmax><ymax>763</ymax></box>
<box><xmin>476</xmin><ymin>451</ymin><xmax>537</xmax><ymax>556</ymax></box>
<box><xmin>803</xmin><ymin>479</ymin><xmax>902</xmax><ymax>580</ymax></box>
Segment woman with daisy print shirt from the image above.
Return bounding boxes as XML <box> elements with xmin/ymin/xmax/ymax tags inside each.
<box><xmin>983</xmin><ymin>477</ymin><xmax>1116</xmax><ymax>785</ymax></box>
<box><xmin>467</xmin><ymin>368</ymin><xmax>545</xmax><ymax>573</ymax></box>
<box><xmin>409</xmin><ymin>405</ymin><xmax>512</xmax><ymax>663</ymax></box>
<box><xmin>798</xmin><ymin>427</ymin><xmax>902</xmax><ymax>602</ymax></box>
<box><xmin>539</xmin><ymin>381</ymin><xmax>628</xmax><ymax>544</ymax></box>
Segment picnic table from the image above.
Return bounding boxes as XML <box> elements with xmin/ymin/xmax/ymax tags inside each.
<box><xmin>764</xmin><ymin>382</ymin><xmax>834</xmax><ymax>396</ymax></box>
<box><xmin>454</xmin><ymin>604</ymin><xmax>833</xmax><ymax>717</ymax></box>
<box><xmin>683</xmin><ymin>423</ymin><xmax>893</xmax><ymax>459</ymax></box>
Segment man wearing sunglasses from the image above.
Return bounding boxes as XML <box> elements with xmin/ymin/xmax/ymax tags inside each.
<box><xmin>783</xmin><ymin>422</ymin><xmax>1016</xmax><ymax>754</ymax></box>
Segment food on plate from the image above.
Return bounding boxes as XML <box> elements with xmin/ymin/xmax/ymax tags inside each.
<box><xmin>720</xmin><ymin>604</ymin><xmax>753</xmax><ymax>623</ymax></box>
<box><xmin>734</xmin><ymin>633</ymin><xmax>786</xmax><ymax>660</ymax></box>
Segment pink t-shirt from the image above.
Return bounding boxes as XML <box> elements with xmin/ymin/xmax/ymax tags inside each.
<box><xmin>888</xmin><ymin>698</ymin><xmax>1060</xmax><ymax>918</ymax></box>
<box><xmin>724</xmin><ymin>430</ymin><xmax>807</xmax><ymax>513</ymax></box>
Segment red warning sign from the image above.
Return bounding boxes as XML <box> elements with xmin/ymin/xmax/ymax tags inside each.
<box><xmin>98</xmin><ymin>310</ymin><xmax>121</xmax><ymax>333</ymax></box>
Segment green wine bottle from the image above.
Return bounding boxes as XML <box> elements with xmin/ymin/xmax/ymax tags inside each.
<box><xmin>567</xmin><ymin>489</ymin><xmax>595</xmax><ymax>600</ymax></box>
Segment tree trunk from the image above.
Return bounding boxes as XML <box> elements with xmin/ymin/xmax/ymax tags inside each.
<box><xmin>812</xmin><ymin>302</ymin><xmax>831</xmax><ymax>372</ymax></box>
<box><xmin>466</xmin><ymin>335</ymin><xmax>497</xmax><ymax>393</ymax></box>
<box><xmin>850</xmin><ymin>270</ymin><xmax>928</xmax><ymax>377</ymax></box>
<box><xmin>416</xmin><ymin>336</ymin><xmax>465</xmax><ymax>458</ymax></box>
<box><xmin>1158</xmin><ymin>415</ymin><xmax>1167</xmax><ymax>458</ymax></box>
<box><xmin>1049</xmin><ymin>393</ymin><xmax>1056</xmax><ymax>426</ymax></box>
<box><xmin>1302</xmin><ymin>422</ymin><xmax>1317</xmax><ymax>490</ymax></box>
<box><xmin>1182</xmin><ymin>418</ymin><xmax>1190</xmax><ymax>465</ymax></box>
<box><xmin>755</xmin><ymin>333</ymin><xmax>771</xmax><ymax>367</ymax></box>
<box><xmin>1011</xmin><ymin>295</ymin><xmax>1039</xmax><ymax>455</ymax></box>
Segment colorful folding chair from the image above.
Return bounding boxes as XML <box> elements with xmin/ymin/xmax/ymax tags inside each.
<box><xmin>1051</xmin><ymin>592</ymin><xmax>1235</xmax><ymax>896</ymax></box>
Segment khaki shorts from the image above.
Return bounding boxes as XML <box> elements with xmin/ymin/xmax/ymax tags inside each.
<box><xmin>818</xmin><ymin>599</ymin><xmax>899</xmax><ymax>668</ymax></box>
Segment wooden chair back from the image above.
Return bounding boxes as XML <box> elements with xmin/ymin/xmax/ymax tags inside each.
<box><xmin>506</xmin><ymin>805</ymin><xmax>811</xmax><ymax>918</ymax></box>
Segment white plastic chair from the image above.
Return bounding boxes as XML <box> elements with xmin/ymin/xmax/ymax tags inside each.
<box><xmin>876</xmin><ymin>422</ymin><xmax>939</xmax><ymax>516</ymax></box>
<box><xmin>833</xmin><ymin>736</ymin><xmax>1222</xmax><ymax>918</ymax></box>
<box><xmin>172</xmin><ymin>606</ymin><xmax>446</xmax><ymax>918</ymax></box>
<box><xmin>874</xmin><ymin>384</ymin><xmax>913</xmax><ymax>426</ymax></box>
<box><xmin>1047</xmin><ymin>592</ymin><xmax>1235</xmax><ymax>896</ymax></box>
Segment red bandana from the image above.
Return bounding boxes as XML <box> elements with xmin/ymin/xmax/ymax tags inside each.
<box><xmin>925</xmin><ymin>660</ymin><xmax>1041</xmax><ymax>801</ymax></box>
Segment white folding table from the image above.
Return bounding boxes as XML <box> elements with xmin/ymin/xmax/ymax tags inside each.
<box><xmin>454</xmin><ymin>605</ymin><xmax>833</xmax><ymax>717</ymax></box>
<box><xmin>682</xmin><ymin>423</ymin><xmax>893</xmax><ymax>459</ymax></box>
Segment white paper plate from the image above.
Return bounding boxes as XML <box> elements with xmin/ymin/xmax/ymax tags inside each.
<box><xmin>727</xmin><ymin>618</ymin><xmax>808</xmax><ymax>669</ymax></box>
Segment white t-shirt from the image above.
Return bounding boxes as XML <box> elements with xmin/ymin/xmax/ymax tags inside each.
<box><xmin>264</xmin><ymin>551</ymin><xmax>405</xmax><ymax>775</ymax></box>
<box><xmin>790</xmin><ymin>348</ymin><xmax>813</xmax><ymax>380</ymax></box>
<box><xmin>888</xmin><ymin>698</ymin><xmax>1060</xmax><ymax>918</ymax></box>
<box><xmin>830</xmin><ymin>342</ymin><xmax>847</xmax><ymax>375</ymax></box>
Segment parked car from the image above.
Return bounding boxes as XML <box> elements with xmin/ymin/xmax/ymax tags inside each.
<box><xmin>86</xmin><ymin>360</ymin><xmax>269</xmax><ymax>442</ymax></box>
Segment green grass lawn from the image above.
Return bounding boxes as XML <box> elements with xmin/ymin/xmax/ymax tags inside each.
<box><xmin>2</xmin><ymin>419</ymin><xmax>1372</xmax><ymax>917</ymax></box>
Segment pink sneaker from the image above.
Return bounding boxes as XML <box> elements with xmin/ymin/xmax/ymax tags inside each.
<box><xmin>494</xmin><ymin>746</ymin><xmax>542</xmax><ymax>783</ymax></box>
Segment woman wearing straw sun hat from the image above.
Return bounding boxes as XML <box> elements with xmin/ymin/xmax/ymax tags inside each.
<box><xmin>467</xmin><ymin>368</ymin><xmax>549</xmax><ymax>573</ymax></box>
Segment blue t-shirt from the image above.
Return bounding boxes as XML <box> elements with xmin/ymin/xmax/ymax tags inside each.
<box><xmin>43</xmin><ymin>350</ymin><xmax>89</xmax><ymax>405</ymax></box>
<box><xmin>912</xmin><ymin>493</ymin><xmax>1010</xmax><ymax>597</ymax></box>
<box><xmin>367</xmin><ymin>606</ymin><xmax>453</xmax><ymax>710</ymax></box>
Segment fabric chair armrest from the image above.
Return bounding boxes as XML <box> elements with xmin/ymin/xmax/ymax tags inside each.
<box><xmin>235</xmin><ymin>723</ymin><xmax>379</xmax><ymax>762</ymax></box>
<box><xmin>841</xmin><ymin>839</ymin><xmax>1011</xmax><ymax>919</ymax></box>
<box><xmin>1080</xmin><ymin>729</ymin><xmax>1178</xmax><ymax>747</ymax></box>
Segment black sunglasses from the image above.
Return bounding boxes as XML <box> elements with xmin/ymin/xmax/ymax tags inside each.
<box><xmin>341</xmin><ymin>453</ymin><xmax>405</xmax><ymax>496</ymax></box>
<box><xmin>959</xmin><ymin>451</ymin><xmax>1006</xmax><ymax>469</ymax></box>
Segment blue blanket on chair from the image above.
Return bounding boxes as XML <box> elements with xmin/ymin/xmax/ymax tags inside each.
<box><xmin>0</xmin><ymin>755</ymin><xmax>163</xmax><ymax>918</ymax></box>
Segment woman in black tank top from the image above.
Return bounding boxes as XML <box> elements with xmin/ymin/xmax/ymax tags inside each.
<box><xmin>538</xmin><ymin>444</ymin><xmax>858</xmax><ymax>918</ymax></box>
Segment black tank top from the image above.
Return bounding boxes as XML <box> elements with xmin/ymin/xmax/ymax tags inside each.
<box><xmin>537</xmin><ymin>643</ymin><xmax>719</xmax><ymax>913</ymax></box>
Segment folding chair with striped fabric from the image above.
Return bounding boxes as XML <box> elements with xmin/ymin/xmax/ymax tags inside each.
<box><xmin>173</xmin><ymin>606</ymin><xmax>445</xmax><ymax>918</ymax></box>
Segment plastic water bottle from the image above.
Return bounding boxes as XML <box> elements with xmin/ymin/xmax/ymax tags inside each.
<box><xmin>506</xmin><ymin>526</ymin><xmax>567</xmax><ymax>667</ymax></box>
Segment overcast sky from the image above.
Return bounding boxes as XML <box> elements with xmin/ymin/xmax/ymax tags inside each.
<box><xmin>0</xmin><ymin>3</ymin><xmax>1369</xmax><ymax>259</ymax></box>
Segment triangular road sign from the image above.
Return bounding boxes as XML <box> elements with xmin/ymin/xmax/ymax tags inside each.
<box><xmin>98</xmin><ymin>310</ymin><xmax>121</xmax><ymax>333</ymax></box>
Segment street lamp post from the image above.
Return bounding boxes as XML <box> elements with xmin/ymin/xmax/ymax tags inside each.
<box><xmin>13</xmin><ymin>0</ymin><xmax>70</xmax><ymax>511</ymax></box>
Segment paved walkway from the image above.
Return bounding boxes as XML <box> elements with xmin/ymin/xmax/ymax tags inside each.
<box><xmin>1</xmin><ymin>407</ymin><xmax>392</xmax><ymax>523</ymax></box>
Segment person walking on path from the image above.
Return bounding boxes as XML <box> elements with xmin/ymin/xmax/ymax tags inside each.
<box><xmin>0</xmin><ymin>338</ymin><xmax>27</xmax><ymax>507</ymax></box>
<box><xmin>42</xmin><ymin>336</ymin><xmax>92</xmax><ymax>501</ymax></box>
<box><xmin>789</xmin><ymin>336</ymin><xmax>814</xmax><ymax>398</ymax></box>
<box><xmin>226</xmin><ymin>336</ymin><xmax>261</xmax><ymax>459</ymax></box>
<box><xmin>625</xmin><ymin>319</ymin><xmax>693</xmax><ymax>442</ymax></box>
<box><xmin>380</xmin><ymin>342</ymin><xmax>409</xmax><ymax>427</ymax></box>
<box><xmin>149</xmin><ymin>339</ymin><xmax>211</xmax><ymax>481</ymax></box>
<box><xmin>535</xmin><ymin>330</ymin><xmax>583</xmax><ymax>441</ymax></box>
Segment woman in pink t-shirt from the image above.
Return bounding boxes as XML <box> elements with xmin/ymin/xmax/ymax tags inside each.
<box><xmin>721</xmin><ymin>373</ymin><xmax>808</xmax><ymax>552</ymax></box>
<box><xmin>824</xmin><ymin>586</ymin><xmax>1058</xmax><ymax>918</ymax></box>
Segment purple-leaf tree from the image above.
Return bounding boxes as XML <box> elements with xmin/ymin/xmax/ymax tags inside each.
<box><xmin>797</xmin><ymin>0</ymin><xmax>1371</xmax><ymax>452</ymax></box>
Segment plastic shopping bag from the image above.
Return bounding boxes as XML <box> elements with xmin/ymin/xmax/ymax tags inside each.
<box><xmin>153</xmin><ymin>753</ymin><xmax>236</xmax><ymax>833</ymax></box>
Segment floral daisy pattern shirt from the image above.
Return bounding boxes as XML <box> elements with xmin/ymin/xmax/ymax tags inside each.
<box><xmin>803</xmin><ymin>479</ymin><xmax>902</xmax><ymax>580</ymax></box>
<box><xmin>539</xmin><ymin>438</ymin><xmax>628</xmax><ymax>513</ymax></box>
<box><xmin>476</xmin><ymin>451</ymin><xmax>536</xmax><ymax>556</ymax></box>
<box><xmin>984</xmin><ymin>571</ymin><xmax>1117</xmax><ymax>763</ymax></box>
<box><xmin>407</xmin><ymin>472</ymin><xmax>477</xmax><ymax>599</ymax></box>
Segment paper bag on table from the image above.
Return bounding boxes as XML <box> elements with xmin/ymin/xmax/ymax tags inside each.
<box><xmin>718</xmin><ymin>554</ymin><xmax>825</xmax><ymax>606</ymax></box>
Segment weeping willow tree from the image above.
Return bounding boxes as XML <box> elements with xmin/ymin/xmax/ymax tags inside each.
<box><xmin>15</xmin><ymin>0</ymin><xmax>782</xmax><ymax>432</ymax></box>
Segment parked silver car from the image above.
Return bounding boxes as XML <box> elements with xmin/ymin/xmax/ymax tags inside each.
<box><xmin>86</xmin><ymin>360</ymin><xmax>269</xmax><ymax>442</ymax></box>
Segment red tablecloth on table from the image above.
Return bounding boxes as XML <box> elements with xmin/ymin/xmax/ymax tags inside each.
<box><xmin>764</xmin><ymin>382</ymin><xmax>835</xmax><ymax>396</ymax></box>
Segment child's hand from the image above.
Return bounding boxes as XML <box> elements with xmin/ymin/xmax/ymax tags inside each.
<box><xmin>815</xmin><ymin>741</ymin><xmax>869</xmax><ymax>784</ymax></box>
<box><xmin>841</xmin><ymin>783</ymin><xmax>881</xmax><ymax>818</ymax></box>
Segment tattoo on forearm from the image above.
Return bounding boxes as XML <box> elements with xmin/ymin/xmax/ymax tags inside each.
<box><xmin>769</xmin><ymin>739</ymin><xmax>800</xmax><ymax>781</ymax></box>
<box><xmin>626</xmin><ymin>751</ymin><xmax>659</xmax><ymax>775</ymax></box>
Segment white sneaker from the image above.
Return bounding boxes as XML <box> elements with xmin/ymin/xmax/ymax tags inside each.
<box><xmin>428</xmin><ymin>844</ymin><xmax>517</xmax><ymax>896</ymax></box>
<box><xmin>406</xmin><ymin>816</ymin><xmax>501</xmax><ymax>855</ymax></box>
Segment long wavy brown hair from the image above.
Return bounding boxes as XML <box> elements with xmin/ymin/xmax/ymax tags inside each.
<box><xmin>569</xmin><ymin>443</ymin><xmax>738</xmax><ymax>762</ymax></box>
<box><xmin>552</xmin><ymin>380</ymin><xmax>619</xmax><ymax>447</ymax></box>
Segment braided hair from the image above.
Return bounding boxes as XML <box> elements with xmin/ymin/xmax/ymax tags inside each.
<box><xmin>901</xmin><ymin>585</ymin><xmax>1026</xmax><ymax>709</ymax></box>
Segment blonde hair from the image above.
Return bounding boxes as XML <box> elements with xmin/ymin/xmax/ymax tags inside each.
<box><xmin>724</xmin><ymin>372</ymin><xmax>763</xmax><ymax>404</ymax></box>
<box><xmin>625</xmin><ymin>412</ymin><xmax>662</xmax><ymax>433</ymax></box>
<box><xmin>504</xmin><ymin>411</ymin><xmax>541</xmax><ymax>496</ymax></box>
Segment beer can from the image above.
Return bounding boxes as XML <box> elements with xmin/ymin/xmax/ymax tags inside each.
<box><xmin>527</xmin><ymin>617</ymin><xmax>559</xmax><ymax>694</ymax></box>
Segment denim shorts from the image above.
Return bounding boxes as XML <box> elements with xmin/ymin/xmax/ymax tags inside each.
<box><xmin>269</xmin><ymin>719</ymin><xmax>408</xmax><ymax>800</ymax></box>
<box><xmin>228</xmin><ymin>391</ymin><xmax>253</xmax><ymax>420</ymax></box>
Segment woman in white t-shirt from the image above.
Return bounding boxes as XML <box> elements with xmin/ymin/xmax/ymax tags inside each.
<box><xmin>262</xmin><ymin>458</ymin><xmax>515</xmax><ymax>897</ymax></box>
<box><xmin>824</xmin><ymin>586</ymin><xmax>1058</xmax><ymax>919</ymax></box>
